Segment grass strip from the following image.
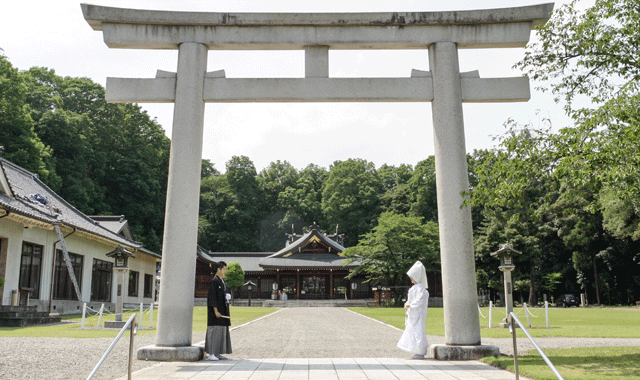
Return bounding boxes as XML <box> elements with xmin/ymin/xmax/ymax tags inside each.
<box><xmin>348</xmin><ymin>306</ymin><xmax>640</xmax><ymax>338</ymax></box>
<box><xmin>481</xmin><ymin>346</ymin><xmax>640</xmax><ymax>380</ymax></box>
<box><xmin>0</xmin><ymin>306</ymin><xmax>277</xmax><ymax>338</ymax></box>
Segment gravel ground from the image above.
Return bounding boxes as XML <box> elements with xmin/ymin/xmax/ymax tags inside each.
<box><xmin>1</xmin><ymin>307</ymin><xmax>639</xmax><ymax>380</ymax></box>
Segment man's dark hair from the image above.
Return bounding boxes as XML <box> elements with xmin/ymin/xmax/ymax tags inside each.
<box><xmin>218</xmin><ymin>261</ymin><xmax>227</xmax><ymax>268</ymax></box>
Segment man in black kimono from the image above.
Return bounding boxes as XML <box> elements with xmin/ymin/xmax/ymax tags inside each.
<box><xmin>204</xmin><ymin>261</ymin><xmax>232</xmax><ymax>361</ymax></box>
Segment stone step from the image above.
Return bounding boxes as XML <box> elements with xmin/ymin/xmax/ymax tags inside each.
<box><xmin>0</xmin><ymin>305</ymin><xmax>38</xmax><ymax>313</ymax></box>
<box><xmin>0</xmin><ymin>311</ymin><xmax>51</xmax><ymax>318</ymax></box>
<box><xmin>0</xmin><ymin>316</ymin><xmax>62</xmax><ymax>327</ymax></box>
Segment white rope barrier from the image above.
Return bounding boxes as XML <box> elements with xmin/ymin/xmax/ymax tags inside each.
<box><xmin>478</xmin><ymin>303</ymin><xmax>487</xmax><ymax>318</ymax></box>
<box><xmin>79</xmin><ymin>303</ymin><xmax>155</xmax><ymax>328</ymax></box>
<box><xmin>478</xmin><ymin>301</ymin><xmax>550</xmax><ymax>328</ymax></box>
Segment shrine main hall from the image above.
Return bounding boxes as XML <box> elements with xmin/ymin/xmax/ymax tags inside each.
<box><xmin>194</xmin><ymin>224</ymin><xmax>442</xmax><ymax>302</ymax></box>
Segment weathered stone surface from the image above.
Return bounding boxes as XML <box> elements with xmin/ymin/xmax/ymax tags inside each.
<box><xmin>154</xmin><ymin>42</ymin><xmax>208</xmax><ymax>347</ymax></box>
<box><xmin>137</xmin><ymin>344</ymin><xmax>203</xmax><ymax>362</ymax></box>
<box><xmin>430</xmin><ymin>41</ymin><xmax>481</xmax><ymax>347</ymax></box>
<box><xmin>82</xmin><ymin>3</ymin><xmax>553</xmax><ymax>50</ymax></box>
<box><xmin>429</xmin><ymin>344</ymin><xmax>501</xmax><ymax>360</ymax></box>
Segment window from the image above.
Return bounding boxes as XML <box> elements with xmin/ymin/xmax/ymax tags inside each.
<box><xmin>19</xmin><ymin>242</ymin><xmax>43</xmax><ymax>298</ymax></box>
<box><xmin>143</xmin><ymin>273</ymin><xmax>153</xmax><ymax>298</ymax></box>
<box><xmin>91</xmin><ymin>259</ymin><xmax>112</xmax><ymax>302</ymax></box>
<box><xmin>53</xmin><ymin>250</ymin><xmax>83</xmax><ymax>300</ymax></box>
<box><xmin>128</xmin><ymin>270</ymin><xmax>139</xmax><ymax>297</ymax></box>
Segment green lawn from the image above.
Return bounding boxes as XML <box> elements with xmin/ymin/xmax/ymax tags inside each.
<box><xmin>0</xmin><ymin>306</ymin><xmax>277</xmax><ymax>338</ymax></box>
<box><xmin>3</xmin><ymin>305</ymin><xmax>639</xmax><ymax>379</ymax></box>
<box><xmin>348</xmin><ymin>306</ymin><xmax>640</xmax><ymax>380</ymax></box>
<box><xmin>483</xmin><ymin>346</ymin><xmax>640</xmax><ymax>380</ymax></box>
<box><xmin>349</xmin><ymin>306</ymin><xmax>640</xmax><ymax>338</ymax></box>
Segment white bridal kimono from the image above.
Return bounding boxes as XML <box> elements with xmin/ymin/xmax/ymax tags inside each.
<box><xmin>397</xmin><ymin>261</ymin><xmax>429</xmax><ymax>356</ymax></box>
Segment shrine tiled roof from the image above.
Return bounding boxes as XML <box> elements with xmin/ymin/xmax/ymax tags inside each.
<box><xmin>258</xmin><ymin>225</ymin><xmax>358</xmax><ymax>269</ymax></box>
<box><xmin>197</xmin><ymin>246</ymin><xmax>271</xmax><ymax>272</ymax></box>
<box><xmin>196</xmin><ymin>225</ymin><xmax>359</xmax><ymax>271</ymax></box>
<box><xmin>259</xmin><ymin>252</ymin><xmax>359</xmax><ymax>270</ymax></box>
<box><xmin>0</xmin><ymin>157</ymin><xmax>153</xmax><ymax>254</ymax></box>
<box><xmin>268</xmin><ymin>226</ymin><xmax>345</xmax><ymax>258</ymax></box>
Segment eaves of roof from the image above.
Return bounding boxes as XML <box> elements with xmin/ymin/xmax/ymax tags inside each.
<box><xmin>0</xmin><ymin>158</ymin><xmax>142</xmax><ymax>251</ymax></box>
<box><xmin>267</xmin><ymin>228</ymin><xmax>345</xmax><ymax>259</ymax></box>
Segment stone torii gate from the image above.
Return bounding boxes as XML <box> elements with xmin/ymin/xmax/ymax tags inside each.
<box><xmin>82</xmin><ymin>3</ymin><xmax>553</xmax><ymax>361</ymax></box>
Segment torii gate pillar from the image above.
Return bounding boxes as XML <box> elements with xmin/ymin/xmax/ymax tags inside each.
<box><xmin>82</xmin><ymin>2</ymin><xmax>553</xmax><ymax>362</ymax></box>
<box><xmin>428</xmin><ymin>42</ymin><xmax>486</xmax><ymax>358</ymax></box>
<box><xmin>155</xmin><ymin>43</ymin><xmax>207</xmax><ymax>348</ymax></box>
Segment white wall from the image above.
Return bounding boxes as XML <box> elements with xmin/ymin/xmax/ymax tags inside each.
<box><xmin>0</xmin><ymin>217</ymin><xmax>159</xmax><ymax>314</ymax></box>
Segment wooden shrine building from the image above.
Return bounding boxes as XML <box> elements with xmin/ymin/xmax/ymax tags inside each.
<box><xmin>195</xmin><ymin>224</ymin><xmax>442</xmax><ymax>301</ymax></box>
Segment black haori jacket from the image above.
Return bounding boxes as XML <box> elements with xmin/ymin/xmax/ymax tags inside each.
<box><xmin>207</xmin><ymin>276</ymin><xmax>230</xmax><ymax>326</ymax></box>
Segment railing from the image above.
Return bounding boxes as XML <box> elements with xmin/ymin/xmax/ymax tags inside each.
<box><xmin>86</xmin><ymin>313</ymin><xmax>138</xmax><ymax>380</ymax></box>
<box><xmin>509</xmin><ymin>312</ymin><xmax>563</xmax><ymax>380</ymax></box>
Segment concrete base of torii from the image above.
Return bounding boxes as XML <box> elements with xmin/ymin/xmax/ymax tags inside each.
<box><xmin>429</xmin><ymin>344</ymin><xmax>501</xmax><ymax>360</ymax></box>
<box><xmin>137</xmin><ymin>345</ymin><xmax>203</xmax><ymax>362</ymax></box>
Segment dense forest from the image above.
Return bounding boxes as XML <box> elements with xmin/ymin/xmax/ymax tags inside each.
<box><xmin>1</xmin><ymin>52</ymin><xmax>170</xmax><ymax>253</ymax></box>
<box><xmin>2</xmin><ymin>0</ymin><xmax>639</xmax><ymax>306</ymax></box>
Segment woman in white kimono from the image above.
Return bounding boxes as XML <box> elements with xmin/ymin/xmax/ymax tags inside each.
<box><xmin>397</xmin><ymin>261</ymin><xmax>429</xmax><ymax>359</ymax></box>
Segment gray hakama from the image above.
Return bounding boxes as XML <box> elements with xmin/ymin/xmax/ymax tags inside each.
<box><xmin>205</xmin><ymin>325</ymin><xmax>232</xmax><ymax>356</ymax></box>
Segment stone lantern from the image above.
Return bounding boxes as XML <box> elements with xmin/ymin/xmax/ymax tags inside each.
<box><xmin>244</xmin><ymin>281</ymin><xmax>256</xmax><ymax>306</ymax></box>
<box><xmin>490</xmin><ymin>243</ymin><xmax>521</xmax><ymax>328</ymax></box>
<box><xmin>105</xmin><ymin>246</ymin><xmax>136</xmax><ymax>328</ymax></box>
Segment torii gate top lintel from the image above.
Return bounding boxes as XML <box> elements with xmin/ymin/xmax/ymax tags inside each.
<box><xmin>81</xmin><ymin>3</ymin><xmax>553</xmax><ymax>50</ymax></box>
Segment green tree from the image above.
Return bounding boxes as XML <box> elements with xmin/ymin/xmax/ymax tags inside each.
<box><xmin>342</xmin><ymin>212</ymin><xmax>440</xmax><ymax>305</ymax></box>
<box><xmin>322</xmin><ymin>159</ymin><xmax>382</xmax><ymax>246</ymax></box>
<box><xmin>256</xmin><ymin>160</ymin><xmax>302</xmax><ymax>250</ymax></box>
<box><xmin>18</xmin><ymin>66</ymin><xmax>170</xmax><ymax>252</ymax></box>
<box><xmin>469</xmin><ymin>123</ymin><xmax>559</xmax><ymax>305</ymax></box>
<box><xmin>0</xmin><ymin>53</ymin><xmax>56</xmax><ymax>182</ymax></box>
<box><xmin>378</xmin><ymin>163</ymin><xmax>413</xmax><ymax>215</ymax></box>
<box><xmin>225</xmin><ymin>262</ymin><xmax>245</xmax><ymax>301</ymax></box>
<box><xmin>515</xmin><ymin>0</ymin><xmax>640</xmax><ymax>303</ymax></box>
<box><xmin>278</xmin><ymin>163</ymin><xmax>328</xmax><ymax>228</ymax></box>
<box><xmin>199</xmin><ymin>156</ymin><xmax>264</xmax><ymax>251</ymax></box>
<box><xmin>408</xmin><ymin>157</ymin><xmax>438</xmax><ymax>223</ymax></box>
<box><xmin>201</xmin><ymin>159</ymin><xmax>220</xmax><ymax>179</ymax></box>
<box><xmin>258</xmin><ymin>160</ymin><xmax>299</xmax><ymax>212</ymax></box>
<box><xmin>517</xmin><ymin>0</ymin><xmax>640</xmax><ymax>241</ymax></box>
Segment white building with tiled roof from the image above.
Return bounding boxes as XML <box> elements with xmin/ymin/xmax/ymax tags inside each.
<box><xmin>0</xmin><ymin>157</ymin><xmax>161</xmax><ymax>315</ymax></box>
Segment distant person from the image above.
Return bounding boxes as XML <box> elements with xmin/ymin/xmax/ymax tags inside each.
<box><xmin>397</xmin><ymin>261</ymin><xmax>429</xmax><ymax>359</ymax></box>
<box><xmin>205</xmin><ymin>261</ymin><xmax>232</xmax><ymax>361</ymax></box>
<box><xmin>280</xmin><ymin>290</ymin><xmax>288</xmax><ymax>301</ymax></box>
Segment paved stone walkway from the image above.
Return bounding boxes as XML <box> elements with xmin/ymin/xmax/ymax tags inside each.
<box><xmin>119</xmin><ymin>307</ymin><xmax>530</xmax><ymax>379</ymax></box>
<box><xmin>124</xmin><ymin>357</ymin><xmax>526</xmax><ymax>380</ymax></box>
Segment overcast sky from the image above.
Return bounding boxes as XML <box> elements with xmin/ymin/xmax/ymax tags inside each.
<box><xmin>1</xmin><ymin>0</ymin><xmax>590</xmax><ymax>173</ymax></box>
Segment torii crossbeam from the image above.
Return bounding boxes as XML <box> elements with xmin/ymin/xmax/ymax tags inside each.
<box><xmin>82</xmin><ymin>2</ymin><xmax>553</xmax><ymax>361</ymax></box>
